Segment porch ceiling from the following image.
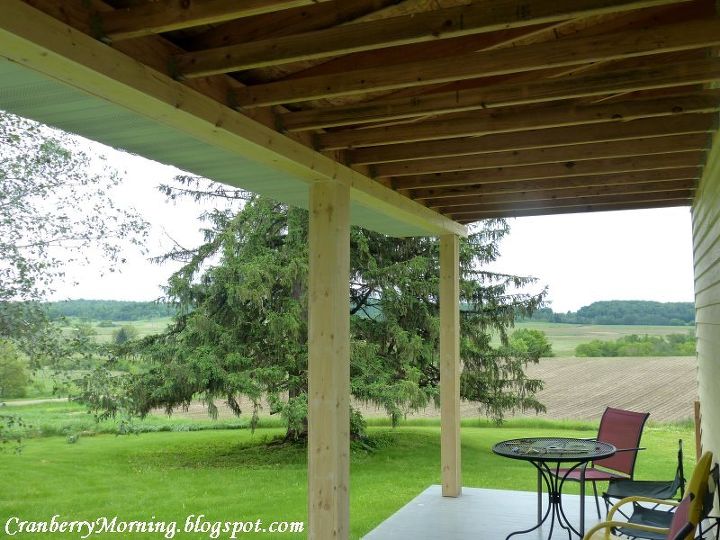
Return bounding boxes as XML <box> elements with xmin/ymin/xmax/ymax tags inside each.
<box><xmin>2</xmin><ymin>0</ymin><xmax>720</xmax><ymax>228</ymax></box>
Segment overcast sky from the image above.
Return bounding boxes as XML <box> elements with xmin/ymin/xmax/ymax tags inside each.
<box><xmin>48</xmin><ymin>146</ymin><xmax>696</xmax><ymax>313</ymax></box>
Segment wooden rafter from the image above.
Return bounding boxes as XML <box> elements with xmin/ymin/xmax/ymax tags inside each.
<box><xmin>415</xmin><ymin>168</ymin><xmax>700</xmax><ymax>202</ymax></box>
<box><xmin>175</xmin><ymin>0</ymin><xmax>691</xmax><ymax>78</ymax></box>
<box><xmin>100</xmin><ymin>0</ymin><xmax>331</xmax><ymax>42</ymax></box>
<box><xmin>372</xmin><ymin>133</ymin><xmax>710</xmax><ymax>177</ymax></box>
<box><xmin>319</xmin><ymin>91</ymin><xmax>720</xmax><ymax>150</ymax></box>
<box><xmin>233</xmin><ymin>17</ymin><xmax>720</xmax><ymax>107</ymax></box>
<box><xmin>282</xmin><ymin>58</ymin><xmax>720</xmax><ymax>131</ymax></box>
<box><xmin>392</xmin><ymin>152</ymin><xmax>705</xmax><ymax>190</ymax></box>
<box><xmin>181</xmin><ymin>0</ymin><xmax>402</xmax><ymax>50</ymax></box>
<box><xmin>445</xmin><ymin>190</ymin><xmax>694</xmax><ymax>216</ymax></box>
<box><xmin>454</xmin><ymin>199</ymin><xmax>691</xmax><ymax>222</ymax></box>
<box><xmin>431</xmin><ymin>180</ymin><xmax>696</xmax><ymax>211</ymax></box>
<box><xmin>349</xmin><ymin>114</ymin><xmax>718</xmax><ymax>164</ymax></box>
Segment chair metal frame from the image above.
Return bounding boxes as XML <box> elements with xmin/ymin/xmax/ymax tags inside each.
<box><xmin>583</xmin><ymin>453</ymin><xmax>714</xmax><ymax>540</ymax></box>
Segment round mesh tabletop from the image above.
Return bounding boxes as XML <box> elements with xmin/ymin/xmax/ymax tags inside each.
<box><xmin>492</xmin><ymin>437</ymin><xmax>616</xmax><ymax>463</ymax></box>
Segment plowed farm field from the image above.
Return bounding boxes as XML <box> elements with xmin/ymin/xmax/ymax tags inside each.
<box><xmin>164</xmin><ymin>356</ymin><xmax>697</xmax><ymax>424</ymax></box>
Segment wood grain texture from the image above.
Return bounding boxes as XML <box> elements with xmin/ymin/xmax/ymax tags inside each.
<box><xmin>440</xmin><ymin>234</ymin><xmax>461</xmax><ymax>498</ymax></box>
<box><xmin>283</xmin><ymin>58</ymin><xmax>720</xmax><ymax>131</ymax></box>
<box><xmin>233</xmin><ymin>18</ymin><xmax>720</xmax><ymax>107</ymax></box>
<box><xmin>308</xmin><ymin>181</ymin><xmax>350</xmax><ymax>540</ymax></box>
<box><xmin>350</xmin><ymin>114</ymin><xmax>718</xmax><ymax>164</ymax></box>
<box><xmin>319</xmin><ymin>90</ymin><xmax>720</xmax><ymax>149</ymax></box>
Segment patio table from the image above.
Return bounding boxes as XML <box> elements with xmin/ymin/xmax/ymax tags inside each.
<box><xmin>492</xmin><ymin>437</ymin><xmax>616</xmax><ymax>540</ymax></box>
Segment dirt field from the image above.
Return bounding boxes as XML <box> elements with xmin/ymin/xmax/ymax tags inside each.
<box><xmin>156</xmin><ymin>356</ymin><xmax>697</xmax><ymax>424</ymax></box>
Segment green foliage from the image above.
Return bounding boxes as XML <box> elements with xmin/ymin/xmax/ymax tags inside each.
<box><xmin>527</xmin><ymin>301</ymin><xmax>694</xmax><ymax>326</ymax></box>
<box><xmin>112</xmin><ymin>325</ymin><xmax>139</xmax><ymax>345</ymax></box>
<box><xmin>0</xmin><ymin>340</ymin><xmax>29</xmax><ymax>398</ymax></box>
<box><xmin>46</xmin><ymin>299</ymin><xmax>175</xmax><ymax>322</ymax></box>
<box><xmin>510</xmin><ymin>329</ymin><xmax>553</xmax><ymax>358</ymax></box>
<box><xmin>79</xmin><ymin>177</ymin><xmax>547</xmax><ymax>441</ymax></box>
<box><xmin>0</xmin><ymin>112</ymin><xmax>149</xmax><ymax>377</ymax></box>
<box><xmin>575</xmin><ymin>333</ymin><xmax>696</xmax><ymax>357</ymax></box>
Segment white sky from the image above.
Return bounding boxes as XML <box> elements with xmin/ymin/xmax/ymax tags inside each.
<box><xmin>48</xmin><ymin>145</ymin><xmax>696</xmax><ymax>313</ymax></box>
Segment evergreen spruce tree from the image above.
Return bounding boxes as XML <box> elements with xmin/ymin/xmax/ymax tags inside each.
<box><xmin>82</xmin><ymin>177</ymin><xmax>547</xmax><ymax>440</ymax></box>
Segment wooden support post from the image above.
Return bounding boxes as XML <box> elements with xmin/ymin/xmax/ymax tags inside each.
<box><xmin>308</xmin><ymin>181</ymin><xmax>350</xmax><ymax>540</ymax></box>
<box><xmin>440</xmin><ymin>234</ymin><xmax>462</xmax><ymax>497</ymax></box>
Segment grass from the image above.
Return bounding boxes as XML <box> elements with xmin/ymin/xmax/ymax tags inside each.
<box><xmin>0</xmin><ymin>403</ymin><xmax>695</xmax><ymax>539</ymax></box>
<box><xmin>510</xmin><ymin>321</ymin><xmax>695</xmax><ymax>357</ymax></box>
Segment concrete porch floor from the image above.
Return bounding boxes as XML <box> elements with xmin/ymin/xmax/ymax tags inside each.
<box><xmin>362</xmin><ymin>485</ymin><xmax>602</xmax><ymax>540</ymax></box>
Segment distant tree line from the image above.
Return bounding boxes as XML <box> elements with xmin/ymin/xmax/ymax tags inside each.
<box><xmin>45</xmin><ymin>299</ymin><xmax>175</xmax><ymax>321</ymax></box>
<box><xmin>575</xmin><ymin>333</ymin><xmax>696</xmax><ymax>357</ymax></box>
<box><xmin>527</xmin><ymin>301</ymin><xmax>694</xmax><ymax>326</ymax></box>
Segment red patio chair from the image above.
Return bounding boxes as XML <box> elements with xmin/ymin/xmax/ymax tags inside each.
<box><xmin>555</xmin><ymin>407</ymin><xmax>650</xmax><ymax>518</ymax></box>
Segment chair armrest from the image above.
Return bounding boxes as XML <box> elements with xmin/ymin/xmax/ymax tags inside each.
<box><xmin>583</xmin><ymin>520</ymin><xmax>670</xmax><ymax>540</ymax></box>
<box><xmin>607</xmin><ymin>495</ymin><xmax>680</xmax><ymax>521</ymax></box>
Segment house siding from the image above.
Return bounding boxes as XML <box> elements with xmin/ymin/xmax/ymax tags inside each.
<box><xmin>693</xmin><ymin>126</ymin><xmax>720</xmax><ymax>464</ymax></box>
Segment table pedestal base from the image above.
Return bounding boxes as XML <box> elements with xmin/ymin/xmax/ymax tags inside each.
<box><xmin>506</xmin><ymin>461</ymin><xmax>585</xmax><ymax>540</ymax></box>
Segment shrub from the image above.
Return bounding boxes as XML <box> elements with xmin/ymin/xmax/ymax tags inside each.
<box><xmin>111</xmin><ymin>325</ymin><xmax>139</xmax><ymax>345</ymax></box>
<box><xmin>575</xmin><ymin>333</ymin><xmax>696</xmax><ymax>357</ymax></box>
<box><xmin>511</xmin><ymin>329</ymin><xmax>553</xmax><ymax>358</ymax></box>
<box><xmin>0</xmin><ymin>340</ymin><xmax>30</xmax><ymax>398</ymax></box>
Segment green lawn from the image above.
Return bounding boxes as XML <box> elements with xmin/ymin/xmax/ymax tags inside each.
<box><xmin>511</xmin><ymin>321</ymin><xmax>695</xmax><ymax>357</ymax></box>
<box><xmin>0</xmin><ymin>418</ymin><xmax>694</xmax><ymax>539</ymax></box>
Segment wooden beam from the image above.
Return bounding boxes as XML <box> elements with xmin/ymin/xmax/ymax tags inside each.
<box><xmin>393</xmin><ymin>152</ymin><xmax>704</xmax><ymax>191</ymax></box>
<box><xmin>282</xmin><ymin>58</ymin><xmax>720</xmax><ymax>131</ymax></box>
<box><xmin>308</xmin><ymin>180</ymin><xmax>350</xmax><ymax>540</ymax></box>
<box><xmin>179</xmin><ymin>0</ymin><xmax>396</xmax><ymax>50</ymax></box>
<box><xmin>350</xmin><ymin>114</ymin><xmax>718</xmax><ymax>165</ymax></box>
<box><xmin>373</xmin><ymin>133</ymin><xmax>710</xmax><ymax>177</ymax></box>
<box><xmin>416</xmin><ymin>167</ymin><xmax>700</xmax><ymax>202</ymax></box>
<box><xmin>319</xmin><ymin>90</ymin><xmax>720</xmax><ymax>150</ymax></box>
<box><xmin>176</xmin><ymin>0</ymin><xmax>689</xmax><ymax>78</ymax></box>
<box><xmin>100</xmin><ymin>0</ymin><xmax>327</xmax><ymax>42</ymax></box>
<box><xmin>0</xmin><ymin>0</ymin><xmax>465</xmax><ymax>238</ymax></box>
<box><xmin>455</xmin><ymin>199</ymin><xmax>691</xmax><ymax>222</ymax></box>
<box><xmin>233</xmin><ymin>18</ymin><xmax>720</xmax><ymax>107</ymax></box>
<box><xmin>432</xmin><ymin>179</ymin><xmax>696</xmax><ymax>211</ymax></box>
<box><xmin>440</xmin><ymin>233</ymin><xmax>461</xmax><ymax>498</ymax></box>
<box><xmin>447</xmin><ymin>190</ymin><xmax>694</xmax><ymax>216</ymax></box>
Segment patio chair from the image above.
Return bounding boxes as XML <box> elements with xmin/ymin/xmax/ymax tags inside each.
<box><xmin>583</xmin><ymin>451</ymin><xmax>714</xmax><ymax>540</ymax></box>
<box><xmin>554</xmin><ymin>407</ymin><xmax>650</xmax><ymax>518</ymax></box>
<box><xmin>604</xmin><ymin>462</ymin><xmax>717</xmax><ymax>540</ymax></box>
<box><xmin>603</xmin><ymin>439</ymin><xmax>686</xmax><ymax>518</ymax></box>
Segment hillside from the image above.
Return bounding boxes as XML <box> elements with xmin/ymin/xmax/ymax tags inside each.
<box><xmin>529</xmin><ymin>300</ymin><xmax>694</xmax><ymax>326</ymax></box>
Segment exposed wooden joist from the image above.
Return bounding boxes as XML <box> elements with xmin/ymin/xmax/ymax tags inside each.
<box><xmin>182</xmin><ymin>0</ymin><xmax>399</xmax><ymax>50</ymax></box>
<box><xmin>393</xmin><ymin>152</ymin><xmax>705</xmax><ymax>191</ymax></box>
<box><xmin>350</xmin><ymin>114</ymin><xmax>718</xmax><ymax>164</ymax></box>
<box><xmin>373</xmin><ymin>133</ymin><xmax>710</xmax><ymax>177</ymax></box>
<box><xmin>282</xmin><ymin>58</ymin><xmax>720</xmax><ymax>131</ymax></box>
<box><xmin>319</xmin><ymin>90</ymin><xmax>720</xmax><ymax>150</ymax></box>
<box><xmin>100</xmin><ymin>0</ymin><xmax>329</xmax><ymax>42</ymax></box>
<box><xmin>416</xmin><ymin>167</ymin><xmax>700</xmax><ymax>202</ymax></box>
<box><xmin>233</xmin><ymin>18</ymin><xmax>720</xmax><ymax>107</ymax></box>
<box><xmin>0</xmin><ymin>0</ymin><xmax>465</xmax><ymax>238</ymax></box>
<box><xmin>432</xmin><ymin>179</ymin><xmax>696</xmax><ymax>211</ymax></box>
<box><xmin>447</xmin><ymin>190</ymin><xmax>694</xmax><ymax>216</ymax></box>
<box><xmin>176</xmin><ymin>0</ymin><xmax>690</xmax><ymax>78</ymax></box>
<box><xmin>454</xmin><ymin>199</ymin><xmax>691</xmax><ymax>222</ymax></box>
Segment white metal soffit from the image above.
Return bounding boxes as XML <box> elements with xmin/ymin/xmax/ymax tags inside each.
<box><xmin>0</xmin><ymin>56</ymin><xmax>444</xmax><ymax>237</ymax></box>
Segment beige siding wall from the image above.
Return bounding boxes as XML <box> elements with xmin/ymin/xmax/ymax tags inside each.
<box><xmin>693</xmin><ymin>126</ymin><xmax>720</xmax><ymax>462</ymax></box>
